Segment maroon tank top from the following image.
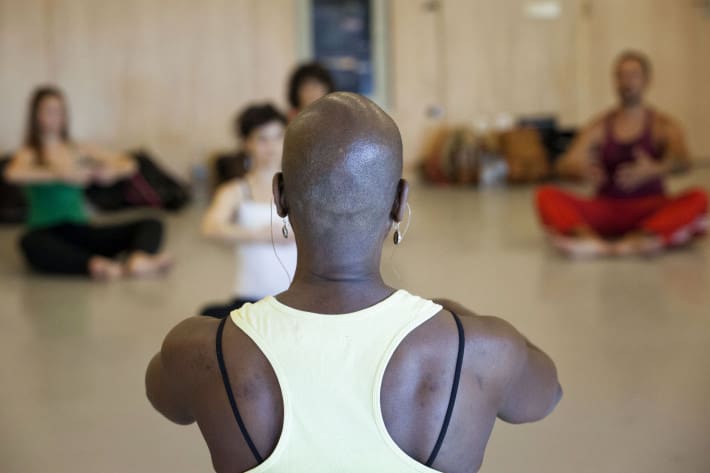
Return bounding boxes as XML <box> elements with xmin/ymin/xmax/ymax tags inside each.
<box><xmin>597</xmin><ymin>109</ymin><xmax>665</xmax><ymax>199</ymax></box>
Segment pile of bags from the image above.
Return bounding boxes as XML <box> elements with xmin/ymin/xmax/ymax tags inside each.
<box><xmin>421</xmin><ymin>117</ymin><xmax>575</xmax><ymax>185</ymax></box>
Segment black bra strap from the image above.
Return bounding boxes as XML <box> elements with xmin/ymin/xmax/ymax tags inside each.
<box><xmin>425</xmin><ymin>310</ymin><xmax>465</xmax><ymax>467</ymax></box>
<box><xmin>216</xmin><ymin>317</ymin><xmax>263</xmax><ymax>463</ymax></box>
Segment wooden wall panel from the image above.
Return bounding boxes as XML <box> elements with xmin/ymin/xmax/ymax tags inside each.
<box><xmin>391</xmin><ymin>0</ymin><xmax>579</xmax><ymax>148</ymax></box>
<box><xmin>1</xmin><ymin>0</ymin><xmax>708</xmax><ymax>173</ymax></box>
<box><xmin>388</xmin><ymin>0</ymin><xmax>441</xmax><ymax>166</ymax></box>
<box><xmin>387</xmin><ymin>0</ymin><xmax>584</xmax><ymax>169</ymax></box>
<box><xmin>0</xmin><ymin>0</ymin><xmax>296</xmax><ymax>174</ymax></box>
<box><xmin>578</xmin><ymin>0</ymin><xmax>710</xmax><ymax>157</ymax></box>
<box><xmin>439</xmin><ymin>0</ymin><xmax>581</xmax><ymax>126</ymax></box>
<box><xmin>0</xmin><ymin>0</ymin><xmax>51</xmax><ymax>151</ymax></box>
<box><xmin>387</xmin><ymin>0</ymin><xmax>710</xmax><ymax>160</ymax></box>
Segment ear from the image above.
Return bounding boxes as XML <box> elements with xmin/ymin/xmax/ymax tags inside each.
<box><xmin>391</xmin><ymin>179</ymin><xmax>409</xmax><ymax>223</ymax></box>
<box><xmin>272</xmin><ymin>172</ymin><xmax>288</xmax><ymax>218</ymax></box>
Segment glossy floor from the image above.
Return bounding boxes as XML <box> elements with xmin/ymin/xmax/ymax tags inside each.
<box><xmin>1</xmin><ymin>171</ymin><xmax>709</xmax><ymax>473</ymax></box>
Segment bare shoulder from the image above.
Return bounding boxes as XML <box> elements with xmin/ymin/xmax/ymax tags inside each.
<box><xmin>652</xmin><ymin>108</ymin><xmax>684</xmax><ymax>133</ymax></box>
<box><xmin>211</xmin><ymin>179</ymin><xmax>247</xmax><ymax>211</ymax></box>
<box><xmin>160</xmin><ymin>316</ymin><xmax>222</xmax><ymax>379</ymax></box>
<box><xmin>582</xmin><ymin>112</ymin><xmax>608</xmax><ymax>139</ymax></box>
<box><xmin>217</xmin><ymin>178</ymin><xmax>246</xmax><ymax>195</ymax></box>
<box><xmin>434</xmin><ymin>299</ymin><xmax>523</xmax><ymax>338</ymax></box>
<box><xmin>652</xmin><ymin>108</ymin><xmax>678</xmax><ymax>124</ymax></box>
<box><xmin>12</xmin><ymin>147</ymin><xmax>34</xmax><ymax>161</ymax></box>
<box><xmin>564</xmin><ymin>113</ymin><xmax>606</xmax><ymax>153</ymax></box>
<box><xmin>213</xmin><ymin>178</ymin><xmax>247</xmax><ymax>204</ymax></box>
<box><xmin>434</xmin><ymin>299</ymin><xmax>526</xmax><ymax>373</ymax></box>
<box><xmin>587</xmin><ymin>111</ymin><xmax>609</xmax><ymax>129</ymax></box>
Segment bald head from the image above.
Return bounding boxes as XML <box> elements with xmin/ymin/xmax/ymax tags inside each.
<box><xmin>276</xmin><ymin>93</ymin><xmax>404</xmax><ymax>251</ymax></box>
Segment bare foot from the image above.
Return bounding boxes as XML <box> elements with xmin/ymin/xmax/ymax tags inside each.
<box><xmin>612</xmin><ymin>233</ymin><xmax>663</xmax><ymax>257</ymax></box>
<box><xmin>125</xmin><ymin>252</ymin><xmax>174</xmax><ymax>278</ymax></box>
<box><xmin>550</xmin><ymin>234</ymin><xmax>613</xmax><ymax>259</ymax></box>
<box><xmin>88</xmin><ymin>256</ymin><xmax>124</xmax><ymax>281</ymax></box>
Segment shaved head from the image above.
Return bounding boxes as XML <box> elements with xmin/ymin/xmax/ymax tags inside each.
<box><xmin>275</xmin><ymin>92</ymin><xmax>405</xmax><ymax>258</ymax></box>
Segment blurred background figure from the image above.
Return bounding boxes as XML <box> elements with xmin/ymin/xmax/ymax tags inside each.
<box><xmin>4</xmin><ymin>86</ymin><xmax>173</xmax><ymax>280</ymax></box>
<box><xmin>287</xmin><ymin>62</ymin><xmax>336</xmax><ymax>120</ymax></box>
<box><xmin>536</xmin><ymin>51</ymin><xmax>708</xmax><ymax>258</ymax></box>
<box><xmin>200</xmin><ymin>103</ymin><xmax>296</xmax><ymax>318</ymax></box>
<box><xmin>209</xmin><ymin>64</ymin><xmax>334</xmax><ymax>192</ymax></box>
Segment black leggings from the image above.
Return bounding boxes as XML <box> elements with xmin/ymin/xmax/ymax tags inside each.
<box><xmin>19</xmin><ymin>219</ymin><xmax>164</xmax><ymax>275</ymax></box>
<box><xmin>199</xmin><ymin>298</ymin><xmax>257</xmax><ymax>319</ymax></box>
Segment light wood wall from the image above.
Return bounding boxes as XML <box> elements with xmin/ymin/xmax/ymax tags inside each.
<box><xmin>577</xmin><ymin>0</ymin><xmax>710</xmax><ymax>158</ymax></box>
<box><xmin>1</xmin><ymin>0</ymin><xmax>708</xmax><ymax>175</ymax></box>
<box><xmin>390</xmin><ymin>0</ymin><xmax>710</xmax><ymax>163</ymax></box>
<box><xmin>389</xmin><ymin>0</ymin><xmax>584</xmax><ymax>164</ymax></box>
<box><xmin>0</xmin><ymin>0</ymin><xmax>297</xmax><ymax>175</ymax></box>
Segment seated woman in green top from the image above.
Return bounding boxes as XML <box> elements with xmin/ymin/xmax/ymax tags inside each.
<box><xmin>5</xmin><ymin>86</ymin><xmax>173</xmax><ymax>280</ymax></box>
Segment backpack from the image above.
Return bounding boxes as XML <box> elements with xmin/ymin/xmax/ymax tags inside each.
<box><xmin>422</xmin><ymin>127</ymin><xmax>480</xmax><ymax>185</ymax></box>
<box><xmin>86</xmin><ymin>150</ymin><xmax>191</xmax><ymax>212</ymax></box>
<box><xmin>212</xmin><ymin>150</ymin><xmax>250</xmax><ymax>189</ymax></box>
<box><xmin>517</xmin><ymin>115</ymin><xmax>577</xmax><ymax>166</ymax></box>
<box><xmin>499</xmin><ymin>128</ymin><xmax>551</xmax><ymax>183</ymax></box>
<box><xmin>128</xmin><ymin>150</ymin><xmax>191</xmax><ymax>211</ymax></box>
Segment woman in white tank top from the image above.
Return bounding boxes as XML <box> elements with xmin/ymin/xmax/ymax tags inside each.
<box><xmin>200</xmin><ymin>104</ymin><xmax>296</xmax><ymax>318</ymax></box>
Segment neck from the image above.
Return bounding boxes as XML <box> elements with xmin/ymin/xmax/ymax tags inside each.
<box><xmin>252</xmin><ymin>163</ymin><xmax>279</xmax><ymax>180</ymax></box>
<box><xmin>41</xmin><ymin>133</ymin><xmax>61</xmax><ymax>146</ymax></box>
<box><xmin>619</xmin><ymin>102</ymin><xmax>645</xmax><ymax>115</ymax></box>
<box><xmin>278</xmin><ymin>242</ymin><xmax>394</xmax><ymax>314</ymax></box>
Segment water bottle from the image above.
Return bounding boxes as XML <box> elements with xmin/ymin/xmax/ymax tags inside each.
<box><xmin>190</xmin><ymin>161</ymin><xmax>210</xmax><ymax>206</ymax></box>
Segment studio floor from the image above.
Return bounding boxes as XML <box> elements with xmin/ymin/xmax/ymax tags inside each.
<box><xmin>1</xmin><ymin>171</ymin><xmax>709</xmax><ymax>473</ymax></box>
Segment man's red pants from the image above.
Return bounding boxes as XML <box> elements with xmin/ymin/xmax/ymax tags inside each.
<box><xmin>535</xmin><ymin>186</ymin><xmax>708</xmax><ymax>246</ymax></box>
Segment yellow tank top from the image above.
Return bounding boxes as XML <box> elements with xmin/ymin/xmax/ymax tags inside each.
<box><xmin>229</xmin><ymin>290</ymin><xmax>444</xmax><ymax>472</ymax></box>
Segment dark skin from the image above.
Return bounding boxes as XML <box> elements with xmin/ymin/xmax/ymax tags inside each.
<box><xmin>147</xmin><ymin>93</ymin><xmax>562</xmax><ymax>473</ymax></box>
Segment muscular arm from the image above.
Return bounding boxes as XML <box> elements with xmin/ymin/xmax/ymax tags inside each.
<box><xmin>201</xmin><ymin>181</ymin><xmax>273</xmax><ymax>244</ymax></box>
<box><xmin>146</xmin><ymin>316</ymin><xmax>216</xmax><ymax>425</ymax></box>
<box><xmin>497</xmin><ymin>335</ymin><xmax>562</xmax><ymax>423</ymax></box>
<box><xmin>146</xmin><ymin>351</ymin><xmax>194</xmax><ymax>425</ymax></box>
<box><xmin>434</xmin><ymin>298</ymin><xmax>562</xmax><ymax>424</ymax></box>
<box><xmin>555</xmin><ymin>120</ymin><xmax>604</xmax><ymax>180</ymax></box>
